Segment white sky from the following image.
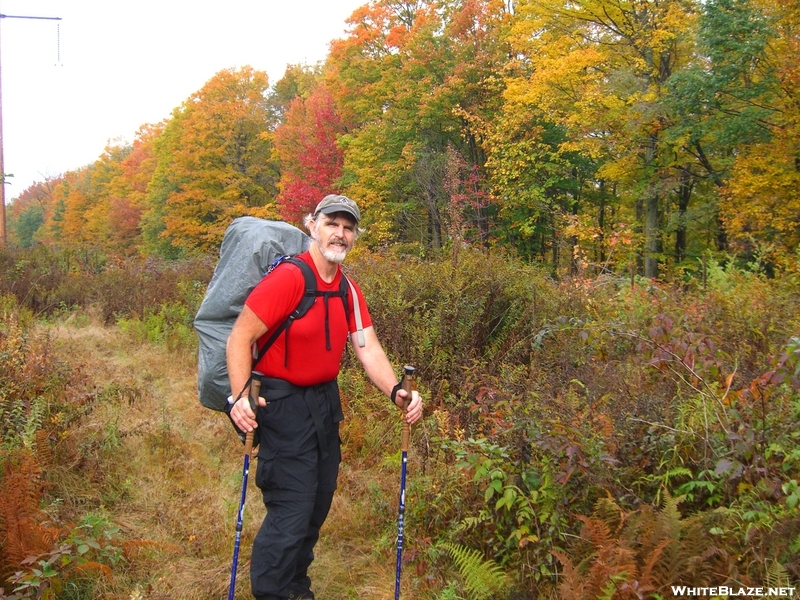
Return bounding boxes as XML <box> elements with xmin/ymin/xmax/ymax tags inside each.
<box><xmin>1</xmin><ymin>0</ymin><xmax>367</xmax><ymax>200</ymax></box>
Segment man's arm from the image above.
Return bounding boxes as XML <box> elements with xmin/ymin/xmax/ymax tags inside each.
<box><xmin>226</xmin><ymin>305</ymin><xmax>269</xmax><ymax>433</ymax></box>
<box><xmin>351</xmin><ymin>326</ymin><xmax>423</xmax><ymax>424</ymax></box>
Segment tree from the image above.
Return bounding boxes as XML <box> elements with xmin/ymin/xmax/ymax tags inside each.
<box><xmin>710</xmin><ymin>0</ymin><xmax>800</xmax><ymax>266</ymax></box>
<box><xmin>325</xmin><ymin>0</ymin><xmax>510</xmax><ymax>248</ymax></box>
<box><xmin>142</xmin><ymin>67</ymin><xmax>278</xmax><ymax>257</ymax></box>
<box><xmin>267</xmin><ymin>63</ymin><xmax>323</xmax><ymax>124</ymax></box>
<box><xmin>6</xmin><ymin>178</ymin><xmax>59</xmax><ymax>247</ymax></box>
<box><xmin>273</xmin><ymin>86</ymin><xmax>345</xmax><ymax>224</ymax></box>
<box><xmin>105</xmin><ymin>125</ymin><xmax>161</xmax><ymax>256</ymax></box>
<box><xmin>505</xmin><ymin>0</ymin><xmax>699</xmax><ymax>277</ymax></box>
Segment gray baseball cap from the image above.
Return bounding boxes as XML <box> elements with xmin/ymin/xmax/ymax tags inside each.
<box><xmin>313</xmin><ymin>194</ymin><xmax>361</xmax><ymax>223</ymax></box>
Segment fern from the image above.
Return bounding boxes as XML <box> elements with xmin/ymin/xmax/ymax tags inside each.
<box><xmin>657</xmin><ymin>488</ymin><xmax>684</xmax><ymax>541</ymax></box>
<box><xmin>764</xmin><ymin>560</ymin><xmax>790</xmax><ymax>588</ymax></box>
<box><xmin>442</xmin><ymin>542</ymin><xmax>510</xmax><ymax>600</ymax></box>
<box><xmin>552</xmin><ymin>549</ymin><xmax>588</xmax><ymax>598</ymax></box>
<box><xmin>0</xmin><ymin>449</ymin><xmax>57</xmax><ymax>575</ymax></box>
<box><xmin>552</xmin><ymin>493</ymin><xmax>741</xmax><ymax>599</ymax></box>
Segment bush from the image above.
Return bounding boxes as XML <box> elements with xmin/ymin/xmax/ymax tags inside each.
<box><xmin>0</xmin><ymin>295</ymin><xmax>90</xmax><ymax>581</ymax></box>
<box><xmin>345</xmin><ymin>249</ymin><xmax>800</xmax><ymax>593</ymax></box>
<box><xmin>0</xmin><ymin>295</ymin><xmax>75</xmax><ymax>449</ymax></box>
<box><xmin>0</xmin><ymin>246</ymin><xmax>213</xmax><ymax>324</ymax></box>
<box><xmin>3</xmin><ymin>514</ymin><xmax>124</xmax><ymax>600</ymax></box>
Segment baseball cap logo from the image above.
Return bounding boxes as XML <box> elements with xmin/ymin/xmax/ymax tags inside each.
<box><xmin>314</xmin><ymin>194</ymin><xmax>361</xmax><ymax>222</ymax></box>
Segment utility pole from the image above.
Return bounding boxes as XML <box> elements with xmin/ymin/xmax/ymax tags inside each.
<box><xmin>0</xmin><ymin>8</ymin><xmax>62</xmax><ymax>247</ymax></box>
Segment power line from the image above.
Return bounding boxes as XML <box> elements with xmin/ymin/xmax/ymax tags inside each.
<box><xmin>0</xmin><ymin>10</ymin><xmax>62</xmax><ymax>247</ymax></box>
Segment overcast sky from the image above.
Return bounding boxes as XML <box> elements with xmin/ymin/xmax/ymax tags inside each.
<box><xmin>1</xmin><ymin>0</ymin><xmax>367</xmax><ymax>199</ymax></box>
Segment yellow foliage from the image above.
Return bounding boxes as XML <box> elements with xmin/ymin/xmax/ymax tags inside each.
<box><xmin>720</xmin><ymin>139</ymin><xmax>800</xmax><ymax>266</ymax></box>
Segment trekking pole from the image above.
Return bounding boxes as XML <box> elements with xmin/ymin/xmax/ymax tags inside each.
<box><xmin>228</xmin><ymin>372</ymin><xmax>262</xmax><ymax>600</ymax></box>
<box><xmin>394</xmin><ymin>365</ymin><xmax>415</xmax><ymax>600</ymax></box>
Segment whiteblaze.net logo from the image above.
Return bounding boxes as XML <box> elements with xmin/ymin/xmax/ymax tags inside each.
<box><xmin>671</xmin><ymin>586</ymin><xmax>796</xmax><ymax>597</ymax></box>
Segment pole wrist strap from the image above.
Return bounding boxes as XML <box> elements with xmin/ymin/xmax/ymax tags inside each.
<box><xmin>390</xmin><ymin>382</ymin><xmax>403</xmax><ymax>404</ymax></box>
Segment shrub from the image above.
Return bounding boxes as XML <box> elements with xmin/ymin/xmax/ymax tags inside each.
<box><xmin>3</xmin><ymin>514</ymin><xmax>123</xmax><ymax>600</ymax></box>
<box><xmin>0</xmin><ymin>246</ymin><xmax>213</xmax><ymax>324</ymax></box>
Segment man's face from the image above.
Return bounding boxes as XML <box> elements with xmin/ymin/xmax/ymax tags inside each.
<box><xmin>312</xmin><ymin>212</ymin><xmax>356</xmax><ymax>263</ymax></box>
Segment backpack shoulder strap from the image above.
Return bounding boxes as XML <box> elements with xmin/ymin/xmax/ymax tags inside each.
<box><xmin>253</xmin><ymin>256</ymin><xmax>317</xmax><ymax>367</ymax></box>
<box><xmin>285</xmin><ymin>257</ymin><xmax>318</xmax><ymax>319</ymax></box>
<box><xmin>344</xmin><ymin>275</ymin><xmax>366</xmax><ymax>347</ymax></box>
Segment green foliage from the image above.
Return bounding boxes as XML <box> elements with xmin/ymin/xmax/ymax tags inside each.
<box><xmin>117</xmin><ymin>301</ymin><xmax>197</xmax><ymax>353</ymax></box>
<box><xmin>4</xmin><ymin>514</ymin><xmax>123</xmax><ymax>600</ymax></box>
<box><xmin>349</xmin><ymin>247</ymin><xmax>550</xmax><ymax>394</ymax></box>
<box><xmin>0</xmin><ymin>295</ymin><xmax>74</xmax><ymax>451</ymax></box>
<box><xmin>11</xmin><ymin>205</ymin><xmax>44</xmax><ymax>249</ymax></box>
<box><xmin>435</xmin><ymin>581</ymin><xmax>465</xmax><ymax>600</ymax></box>
<box><xmin>440</xmin><ymin>543</ymin><xmax>509</xmax><ymax>600</ymax></box>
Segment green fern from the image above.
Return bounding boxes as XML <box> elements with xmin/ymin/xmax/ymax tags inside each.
<box><xmin>441</xmin><ymin>542</ymin><xmax>510</xmax><ymax>600</ymax></box>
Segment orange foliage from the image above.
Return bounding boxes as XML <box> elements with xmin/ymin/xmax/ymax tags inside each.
<box><xmin>0</xmin><ymin>450</ymin><xmax>62</xmax><ymax>577</ymax></box>
<box><xmin>145</xmin><ymin>67</ymin><xmax>276</xmax><ymax>255</ymax></box>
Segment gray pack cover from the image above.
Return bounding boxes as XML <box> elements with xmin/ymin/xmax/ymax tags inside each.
<box><xmin>194</xmin><ymin>217</ymin><xmax>310</xmax><ymax>411</ymax></box>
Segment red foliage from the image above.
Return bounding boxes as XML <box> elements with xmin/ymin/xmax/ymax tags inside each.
<box><xmin>274</xmin><ymin>87</ymin><xmax>345</xmax><ymax>225</ymax></box>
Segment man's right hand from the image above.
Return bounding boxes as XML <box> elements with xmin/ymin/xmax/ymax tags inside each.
<box><xmin>229</xmin><ymin>395</ymin><xmax>266</xmax><ymax>433</ymax></box>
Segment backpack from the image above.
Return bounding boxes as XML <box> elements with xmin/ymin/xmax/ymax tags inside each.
<box><xmin>194</xmin><ymin>216</ymin><xmax>365</xmax><ymax>411</ymax></box>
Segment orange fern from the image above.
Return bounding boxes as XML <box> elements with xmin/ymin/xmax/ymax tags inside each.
<box><xmin>553</xmin><ymin>492</ymin><xmax>738</xmax><ymax>599</ymax></box>
<box><xmin>0</xmin><ymin>449</ymin><xmax>61</xmax><ymax>576</ymax></box>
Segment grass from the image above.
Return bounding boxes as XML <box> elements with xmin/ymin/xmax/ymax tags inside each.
<box><xmin>36</xmin><ymin>313</ymin><xmax>430</xmax><ymax>599</ymax></box>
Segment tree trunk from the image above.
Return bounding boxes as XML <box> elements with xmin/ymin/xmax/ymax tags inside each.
<box><xmin>644</xmin><ymin>135</ymin><xmax>660</xmax><ymax>279</ymax></box>
<box><xmin>675</xmin><ymin>168</ymin><xmax>692</xmax><ymax>263</ymax></box>
<box><xmin>597</xmin><ymin>180</ymin><xmax>607</xmax><ymax>265</ymax></box>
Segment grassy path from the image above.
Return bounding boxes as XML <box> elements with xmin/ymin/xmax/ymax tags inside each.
<box><xmin>48</xmin><ymin>319</ymin><xmax>421</xmax><ymax>600</ymax></box>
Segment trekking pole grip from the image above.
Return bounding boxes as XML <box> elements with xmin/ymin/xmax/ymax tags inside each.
<box><xmin>244</xmin><ymin>375</ymin><xmax>261</xmax><ymax>456</ymax></box>
<box><xmin>401</xmin><ymin>366</ymin><xmax>415</xmax><ymax>452</ymax></box>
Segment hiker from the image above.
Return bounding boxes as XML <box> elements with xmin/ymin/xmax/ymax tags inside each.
<box><xmin>226</xmin><ymin>194</ymin><xmax>424</xmax><ymax>600</ymax></box>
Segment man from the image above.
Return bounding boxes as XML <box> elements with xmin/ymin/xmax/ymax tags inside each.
<box><xmin>226</xmin><ymin>194</ymin><xmax>424</xmax><ymax>600</ymax></box>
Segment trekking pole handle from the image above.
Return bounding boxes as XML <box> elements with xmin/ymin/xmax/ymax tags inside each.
<box><xmin>244</xmin><ymin>375</ymin><xmax>261</xmax><ymax>457</ymax></box>
<box><xmin>401</xmin><ymin>366</ymin><xmax>415</xmax><ymax>452</ymax></box>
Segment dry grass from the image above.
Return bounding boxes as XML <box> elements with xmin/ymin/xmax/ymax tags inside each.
<box><xmin>43</xmin><ymin>317</ymin><xmax>435</xmax><ymax>599</ymax></box>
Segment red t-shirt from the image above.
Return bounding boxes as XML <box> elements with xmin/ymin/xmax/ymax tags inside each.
<box><xmin>244</xmin><ymin>252</ymin><xmax>372</xmax><ymax>386</ymax></box>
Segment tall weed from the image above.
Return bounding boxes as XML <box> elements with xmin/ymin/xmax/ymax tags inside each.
<box><xmin>0</xmin><ymin>296</ymin><xmax>91</xmax><ymax>581</ymax></box>
<box><xmin>347</xmin><ymin>249</ymin><xmax>800</xmax><ymax>593</ymax></box>
<box><xmin>0</xmin><ymin>246</ymin><xmax>212</xmax><ymax>325</ymax></box>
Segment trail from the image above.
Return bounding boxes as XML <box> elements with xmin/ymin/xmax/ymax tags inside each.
<box><xmin>48</xmin><ymin>319</ymin><xmax>408</xmax><ymax>600</ymax></box>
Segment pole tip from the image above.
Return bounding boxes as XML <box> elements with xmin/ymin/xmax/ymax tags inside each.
<box><xmin>403</xmin><ymin>365</ymin><xmax>415</xmax><ymax>376</ymax></box>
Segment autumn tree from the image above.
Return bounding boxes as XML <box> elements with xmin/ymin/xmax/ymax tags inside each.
<box><xmin>99</xmin><ymin>125</ymin><xmax>161</xmax><ymax>256</ymax></box>
<box><xmin>703</xmin><ymin>0</ymin><xmax>800</xmax><ymax>266</ymax></box>
<box><xmin>325</xmin><ymin>0</ymin><xmax>510</xmax><ymax>248</ymax></box>
<box><xmin>50</xmin><ymin>169</ymin><xmax>94</xmax><ymax>248</ymax></box>
<box><xmin>504</xmin><ymin>0</ymin><xmax>699</xmax><ymax>277</ymax></box>
<box><xmin>272</xmin><ymin>85</ymin><xmax>345</xmax><ymax>224</ymax></box>
<box><xmin>142</xmin><ymin>67</ymin><xmax>278</xmax><ymax>257</ymax></box>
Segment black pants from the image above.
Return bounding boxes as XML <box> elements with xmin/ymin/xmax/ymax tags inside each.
<box><xmin>251</xmin><ymin>378</ymin><xmax>343</xmax><ymax>599</ymax></box>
